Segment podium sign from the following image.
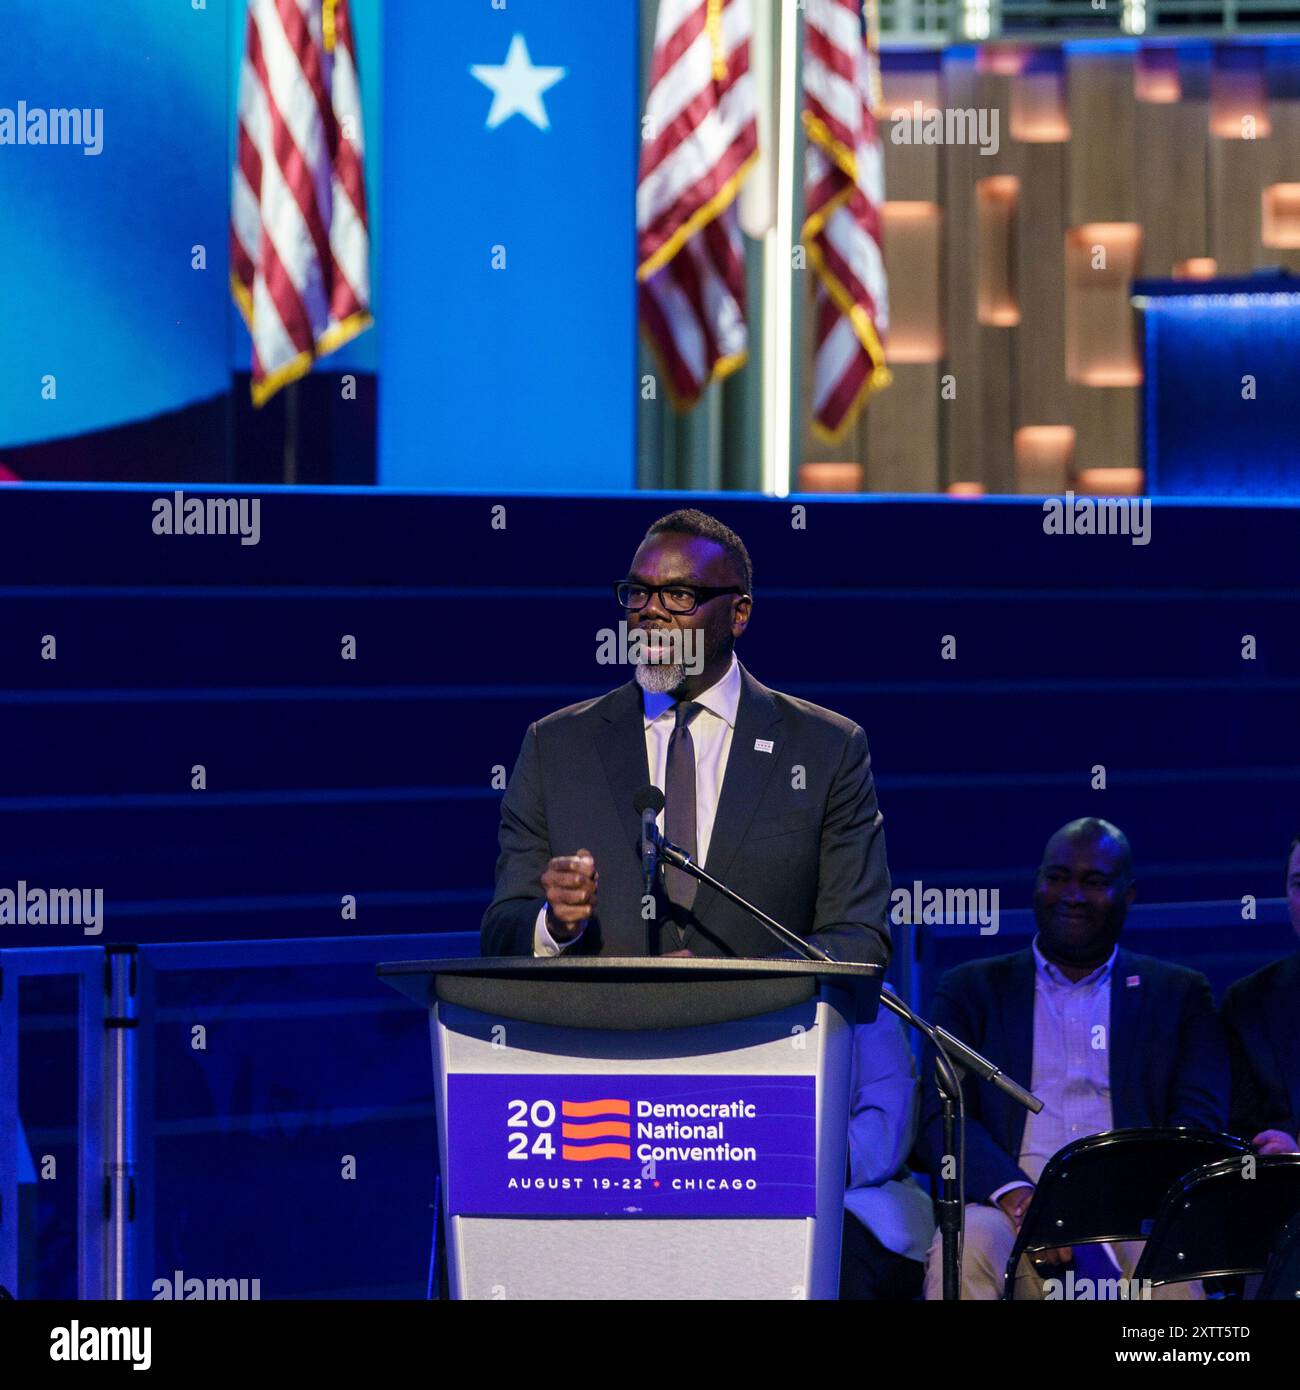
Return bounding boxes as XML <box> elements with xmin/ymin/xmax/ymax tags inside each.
<box><xmin>446</xmin><ymin>1073</ymin><xmax>817</xmax><ymax>1218</ymax></box>
<box><xmin>379</xmin><ymin>956</ymin><xmax>882</xmax><ymax>1300</ymax></box>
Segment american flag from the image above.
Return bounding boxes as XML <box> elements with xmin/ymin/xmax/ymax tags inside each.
<box><xmin>637</xmin><ymin>0</ymin><xmax>759</xmax><ymax>410</ymax></box>
<box><xmin>231</xmin><ymin>0</ymin><xmax>373</xmax><ymax>408</ymax></box>
<box><xmin>802</xmin><ymin>0</ymin><xmax>890</xmax><ymax>442</ymax></box>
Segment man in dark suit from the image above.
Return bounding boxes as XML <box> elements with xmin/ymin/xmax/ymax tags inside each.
<box><xmin>914</xmin><ymin>817</ymin><xmax>1229</xmax><ymax>1299</ymax></box>
<box><xmin>1222</xmin><ymin>835</ymin><xmax>1300</xmax><ymax>1155</ymax></box>
<box><xmin>481</xmin><ymin>509</ymin><xmax>890</xmax><ymax>963</ymax></box>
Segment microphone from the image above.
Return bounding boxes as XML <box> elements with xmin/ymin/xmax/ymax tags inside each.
<box><xmin>632</xmin><ymin>785</ymin><xmax>665</xmax><ymax>898</ymax></box>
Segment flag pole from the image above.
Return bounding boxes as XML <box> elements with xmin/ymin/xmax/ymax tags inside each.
<box><xmin>282</xmin><ymin>379</ymin><xmax>300</xmax><ymax>485</ymax></box>
<box><xmin>762</xmin><ymin>0</ymin><xmax>799</xmax><ymax>498</ymax></box>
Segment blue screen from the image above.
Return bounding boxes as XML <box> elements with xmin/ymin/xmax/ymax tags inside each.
<box><xmin>1144</xmin><ymin>293</ymin><xmax>1300</xmax><ymax>498</ymax></box>
<box><xmin>376</xmin><ymin>0</ymin><xmax>638</xmax><ymax>490</ymax></box>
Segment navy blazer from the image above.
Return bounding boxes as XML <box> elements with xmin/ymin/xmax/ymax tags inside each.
<box><xmin>915</xmin><ymin>946</ymin><xmax>1230</xmax><ymax>1202</ymax></box>
<box><xmin>1222</xmin><ymin>952</ymin><xmax>1300</xmax><ymax>1139</ymax></box>
<box><xmin>481</xmin><ymin>662</ymin><xmax>891</xmax><ymax>962</ymax></box>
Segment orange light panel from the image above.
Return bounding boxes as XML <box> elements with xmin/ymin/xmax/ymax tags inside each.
<box><xmin>1065</xmin><ymin>224</ymin><xmax>1143</xmax><ymax>388</ymax></box>
<box><xmin>977</xmin><ymin>177</ymin><xmax>1020</xmax><ymax>327</ymax></box>
<box><xmin>1015</xmin><ymin>426</ymin><xmax>1077</xmax><ymax>495</ymax></box>
<box><xmin>1172</xmin><ymin>258</ymin><xmax>1218</xmax><ymax>280</ymax></box>
<box><xmin>797</xmin><ymin>463</ymin><xmax>863</xmax><ymax>493</ymax></box>
<box><xmin>882</xmin><ymin>202</ymin><xmax>944</xmax><ymax>363</ymax></box>
<box><xmin>1262</xmin><ymin>185</ymin><xmax>1300</xmax><ymax>250</ymax></box>
<box><xmin>1076</xmin><ymin>468</ymin><xmax>1145</xmax><ymax>496</ymax></box>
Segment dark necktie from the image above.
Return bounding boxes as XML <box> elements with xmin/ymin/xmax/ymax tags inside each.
<box><xmin>663</xmin><ymin>700</ymin><xmax>702</xmax><ymax>919</ymax></box>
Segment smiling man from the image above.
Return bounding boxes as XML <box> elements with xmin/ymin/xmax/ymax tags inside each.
<box><xmin>914</xmin><ymin>817</ymin><xmax>1229</xmax><ymax>1299</ymax></box>
<box><xmin>480</xmin><ymin>509</ymin><xmax>891</xmax><ymax>963</ymax></box>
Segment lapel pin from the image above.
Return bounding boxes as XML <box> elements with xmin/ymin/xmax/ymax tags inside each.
<box><xmin>1126</xmin><ymin>975</ymin><xmax>1140</xmax><ymax>988</ymax></box>
<box><xmin>754</xmin><ymin>738</ymin><xmax>774</xmax><ymax>753</ymax></box>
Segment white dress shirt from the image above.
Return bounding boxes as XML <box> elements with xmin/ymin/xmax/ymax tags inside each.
<box><xmin>534</xmin><ymin>654</ymin><xmax>742</xmax><ymax>955</ymax></box>
<box><xmin>989</xmin><ymin>936</ymin><xmax>1117</xmax><ymax>1203</ymax></box>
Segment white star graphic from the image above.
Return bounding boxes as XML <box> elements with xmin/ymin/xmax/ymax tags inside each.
<box><xmin>470</xmin><ymin>33</ymin><xmax>566</xmax><ymax>132</ymax></box>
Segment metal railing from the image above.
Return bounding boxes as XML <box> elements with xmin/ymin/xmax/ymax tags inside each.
<box><xmin>0</xmin><ymin>932</ymin><xmax>477</xmax><ymax>1300</ymax></box>
<box><xmin>0</xmin><ymin>947</ymin><xmax>109</xmax><ymax>1299</ymax></box>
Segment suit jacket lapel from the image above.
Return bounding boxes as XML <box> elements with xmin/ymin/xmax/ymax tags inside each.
<box><xmin>1108</xmin><ymin>948</ymin><xmax>1140</xmax><ymax>1123</ymax></box>
<box><xmin>688</xmin><ymin>665</ymin><xmax>784</xmax><ymax>935</ymax></box>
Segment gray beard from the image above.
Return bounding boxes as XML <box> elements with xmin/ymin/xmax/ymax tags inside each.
<box><xmin>635</xmin><ymin>662</ymin><xmax>686</xmax><ymax>696</ymax></box>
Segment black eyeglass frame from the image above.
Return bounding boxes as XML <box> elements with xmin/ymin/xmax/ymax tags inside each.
<box><xmin>612</xmin><ymin>581</ymin><xmax>746</xmax><ymax>615</ymax></box>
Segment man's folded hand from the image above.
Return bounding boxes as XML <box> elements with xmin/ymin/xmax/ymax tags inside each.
<box><xmin>541</xmin><ymin>850</ymin><xmax>598</xmax><ymax>941</ymax></box>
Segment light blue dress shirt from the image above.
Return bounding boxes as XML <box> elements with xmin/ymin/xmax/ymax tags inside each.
<box><xmin>843</xmin><ymin>1012</ymin><xmax>936</xmax><ymax>1264</ymax></box>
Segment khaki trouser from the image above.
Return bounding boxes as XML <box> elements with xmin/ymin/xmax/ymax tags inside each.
<box><xmin>923</xmin><ymin>1202</ymin><xmax>1203</xmax><ymax>1301</ymax></box>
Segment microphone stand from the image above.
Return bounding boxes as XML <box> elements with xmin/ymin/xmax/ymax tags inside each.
<box><xmin>654</xmin><ymin>832</ymin><xmax>1042</xmax><ymax>1301</ymax></box>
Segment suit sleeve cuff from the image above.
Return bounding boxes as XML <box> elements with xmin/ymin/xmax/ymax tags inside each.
<box><xmin>987</xmin><ymin>1179</ymin><xmax>1034</xmax><ymax>1206</ymax></box>
<box><xmin>533</xmin><ymin>904</ymin><xmax>584</xmax><ymax>957</ymax></box>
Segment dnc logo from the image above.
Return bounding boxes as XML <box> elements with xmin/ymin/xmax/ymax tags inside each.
<box><xmin>560</xmin><ymin>1098</ymin><xmax>631</xmax><ymax>1161</ymax></box>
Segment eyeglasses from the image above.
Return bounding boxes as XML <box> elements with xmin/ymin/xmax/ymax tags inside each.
<box><xmin>613</xmin><ymin>581</ymin><xmax>744</xmax><ymax>615</ymax></box>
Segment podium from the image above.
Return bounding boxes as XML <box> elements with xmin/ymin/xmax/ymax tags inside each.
<box><xmin>379</xmin><ymin>956</ymin><xmax>883</xmax><ymax>1300</ymax></box>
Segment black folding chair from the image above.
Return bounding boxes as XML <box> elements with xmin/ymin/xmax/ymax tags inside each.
<box><xmin>1001</xmin><ymin>1128</ymin><xmax>1250</xmax><ymax>1300</ymax></box>
<box><xmin>1255</xmin><ymin>1210</ymin><xmax>1300</xmax><ymax>1301</ymax></box>
<box><xmin>1133</xmin><ymin>1153</ymin><xmax>1300</xmax><ymax>1289</ymax></box>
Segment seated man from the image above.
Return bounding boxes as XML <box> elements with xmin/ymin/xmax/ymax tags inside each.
<box><xmin>1222</xmin><ymin>834</ymin><xmax>1300</xmax><ymax>1155</ymax></box>
<box><xmin>914</xmin><ymin>817</ymin><xmax>1229</xmax><ymax>1300</ymax></box>
<box><xmin>840</xmin><ymin>1011</ymin><xmax>935</xmax><ymax>1300</ymax></box>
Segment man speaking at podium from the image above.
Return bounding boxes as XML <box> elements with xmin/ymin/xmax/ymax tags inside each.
<box><xmin>481</xmin><ymin>509</ymin><xmax>890</xmax><ymax>964</ymax></box>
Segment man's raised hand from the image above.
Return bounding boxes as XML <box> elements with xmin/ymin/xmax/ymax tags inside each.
<box><xmin>542</xmin><ymin>850</ymin><xmax>598</xmax><ymax>942</ymax></box>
